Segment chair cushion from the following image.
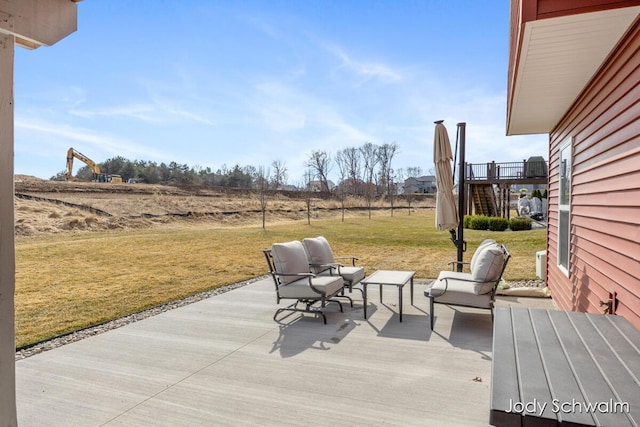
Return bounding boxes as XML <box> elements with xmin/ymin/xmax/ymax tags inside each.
<box><xmin>425</xmin><ymin>277</ymin><xmax>493</xmax><ymax>308</ymax></box>
<box><xmin>471</xmin><ymin>244</ymin><xmax>505</xmax><ymax>294</ymax></box>
<box><xmin>318</xmin><ymin>265</ymin><xmax>365</xmax><ymax>285</ymax></box>
<box><xmin>302</xmin><ymin>236</ymin><xmax>335</xmax><ymax>274</ymax></box>
<box><xmin>337</xmin><ymin>266</ymin><xmax>365</xmax><ymax>285</ymax></box>
<box><xmin>271</xmin><ymin>241</ymin><xmax>311</xmax><ymax>284</ymax></box>
<box><xmin>278</xmin><ymin>275</ymin><xmax>344</xmax><ymax>299</ymax></box>
<box><xmin>470</xmin><ymin>239</ymin><xmax>496</xmax><ymax>272</ymax></box>
<box><xmin>429</xmin><ymin>271</ymin><xmax>473</xmax><ymax>296</ymax></box>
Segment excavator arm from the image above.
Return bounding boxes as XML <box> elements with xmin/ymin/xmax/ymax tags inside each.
<box><xmin>66</xmin><ymin>147</ymin><xmax>101</xmax><ymax>181</ymax></box>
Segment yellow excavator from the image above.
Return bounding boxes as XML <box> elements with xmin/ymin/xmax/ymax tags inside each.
<box><xmin>65</xmin><ymin>147</ymin><xmax>123</xmax><ymax>183</ymax></box>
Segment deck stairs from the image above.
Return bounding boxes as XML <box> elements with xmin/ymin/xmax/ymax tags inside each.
<box><xmin>472</xmin><ymin>184</ymin><xmax>498</xmax><ymax>216</ymax></box>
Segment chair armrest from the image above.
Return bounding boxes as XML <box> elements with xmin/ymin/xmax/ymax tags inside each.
<box><xmin>334</xmin><ymin>256</ymin><xmax>358</xmax><ymax>266</ymax></box>
<box><xmin>440</xmin><ymin>276</ymin><xmax>500</xmax><ymax>296</ymax></box>
<box><xmin>446</xmin><ymin>261</ymin><xmax>470</xmax><ymax>271</ymax></box>
<box><xmin>442</xmin><ymin>276</ymin><xmax>493</xmax><ymax>284</ymax></box>
<box><xmin>309</xmin><ymin>262</ymin><xmax>343</xmax><ymax>275</ymax></box>
<box><xmin>271</xmin><ymin>271</ymin><xmax>315</xmax><ymax>279</ymax></box>
<box><xmin>271</xmin><ymin>272</ymin><xmax>327</xmax><ymax>296</ymax></box>
<box><xmin>429</xmin><ymin>277</ymin><xmax>473</xmax><ymax>298</ymax></box>
<box><xmin>309</xmin><ymin>262</ymin><xmax>343</xmax><ymax>268</ymax></box>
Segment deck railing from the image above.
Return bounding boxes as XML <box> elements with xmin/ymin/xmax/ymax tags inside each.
<box><xmin>466</xmin><ymin>160</ymin><xmax>548</xmax><ymax>181</ymax></box>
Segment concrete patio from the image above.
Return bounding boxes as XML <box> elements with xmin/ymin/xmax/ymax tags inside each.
<box><xmin>15</xmin><ymin>278</ymin><xmax>555</xmax><ymax>426</ymax></box>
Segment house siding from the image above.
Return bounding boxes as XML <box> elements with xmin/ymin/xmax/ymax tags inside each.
<box><xmin>548</xmin><ymin>16</ymin><xmax>640</xmax><ymax>329</ymax></box>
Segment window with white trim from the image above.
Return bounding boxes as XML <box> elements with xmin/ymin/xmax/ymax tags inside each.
<box><xmin>558</xmin><ymin>140</ymin><xmax>571</xmax><ymax>275</ymax></box>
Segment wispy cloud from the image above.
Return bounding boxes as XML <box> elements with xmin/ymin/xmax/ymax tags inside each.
<box><xmin>323</xmin><ymin>43</ymin><xmax>403</xmax><ymax>84</ymax></box>
<box><xmin>69</xmin><ymin>104</ymin><xmax>159</xmax><ymax>122</ymax></box>
<box><xmin>15</xmin><ymin>117</ymin><xmax>168</xmax><ymax>160</ymax></box>
<box><xmin>408</xmin><ymin>87</ymin><xmax>548</xmax><ymax>164</ymax></box>
<box><xmin>313</xmin><ymin>108</ymin><xmax>376</xmax><ymax>144</ymax></box>
<box><xmin>250</xmin><ymin>82</ymin><xmax>308</xmax><ymax>131</ymax></box>
<box><xmin>69</xmin><ymin>100</ymin><xmax>213</xmax><ymax>125</ymax></box>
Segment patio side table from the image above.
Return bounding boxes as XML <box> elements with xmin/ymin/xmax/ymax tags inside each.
<box><xmin>360</xmin><ymin>270</ymin><xmax>415</xmax><ymax>322</ymax></box>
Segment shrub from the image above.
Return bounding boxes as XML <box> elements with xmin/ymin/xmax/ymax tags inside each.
<box><xmin>467</xmin><ymin>215</ymin><xmax>490</xmax><ymax>230</ymax></box>
<box><xmin>488</xmin><ymin>216</ymin><xmax>509</xmax><ymax>231</ymax></box>
<box><xmin>465</xmin><ymin>215</ymin><xmax>515</xmax><ymax>231</ymax></box>
<box><xmin>510</xmin><ymin>217</ymin><xmax>532</xmax><ymax>231</ymax></box>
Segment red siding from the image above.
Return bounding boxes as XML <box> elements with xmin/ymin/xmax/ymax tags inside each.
<box><xmin>548</xmin><ymin>17</ymin><xmax>640</xmax><ymax>329</ymax></box>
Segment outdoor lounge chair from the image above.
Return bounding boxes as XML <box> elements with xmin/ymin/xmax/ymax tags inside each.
<box><xmin>424</xmin><ymin>241</ymin><xmax>510</xmax><ymax>330</ymax></box>
<box><xmin>264</xmin><ymin>240</ymin><xmax>352</xmax><ymax>324</ymax></box>
<box><xmin>302</xmin><ymin>236</ymin><xmax>365</xmax><ymax>296</ymax></box>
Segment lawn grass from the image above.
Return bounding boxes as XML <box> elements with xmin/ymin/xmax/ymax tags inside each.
<box><xmin>15</xmin><ymin>210</ymin><xmax>545</xmax><ymax>347</ymax></box>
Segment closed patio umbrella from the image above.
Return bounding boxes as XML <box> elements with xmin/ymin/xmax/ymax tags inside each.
<box><xmin>434</xmin><ymin>120</ymin><xmax>458</xmax><ymax>231</ymax></box>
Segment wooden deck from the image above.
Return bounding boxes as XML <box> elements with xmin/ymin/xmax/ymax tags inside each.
<box><xmin>464</xmin><ymin>160</ymin><xmax>548</xmax><ymax>218</ymax></box>
<box><xmin>491</xmin><ymin>307</ymin><xmax>640</xmax><ymax>426</ymax></box>
<box><xmin>466</xmin><ymin>160</ymin><xmax>548</xmax><ymax>186</ymax></box>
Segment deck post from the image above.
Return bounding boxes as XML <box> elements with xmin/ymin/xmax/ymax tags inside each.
<box><xmin>0</xmin><ymin>2</ymin><xmax>79</xmax><ymax>423</ymax></box>
<box><xmin>0</xmin><ymin>32</ymin><xmax>17</xmax><ymax>426</ymax></box>
<box><xmin>456</xmin><ymin>123</ymin><xmax>466</xmax><ymax>270</ymax></box>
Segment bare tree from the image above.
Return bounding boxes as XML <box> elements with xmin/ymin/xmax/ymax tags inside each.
<box><xmin>403</xmin><ymin>166</ymin><xmax>423</xmax><ymax>215</ymax></box>
<box><xmin>396</xmin><ymin>168</ymin><xmax>411</xmax><ymax>215</ymax></box>
<box><xmin>388</xmin><ymin>168</ymin><xmax>398</xmax><ymax>217</ymax></box>
<box><xmin>341</xmin><ymin>146</ymin><xmax>362</xmax><ymax>195</ymax></box>
<box><xmin>377</xmin><ymin>142</ymin><xmax>399</xmax><ymax>196</ymax></box>
<box><xmin>305</xmin><ymin>150</ymin><xmax>332</xmax><ymax>193</ymax></box>
<box><xmin>302</xmin><ymin>168</ymin><xmax>314</xmax><ymax>225</ymax></box>
<box><xmin>256</xmin><ymin>165</ymin><xmax>270</xmax><ymax>229</ymax></box>
<box><xmin>360</xmin><ymin>142</ymin><xmax>379</xmax><ymax>219</ymax></box>
<box><xmin>405</xmin><ymin>166</ymin><xmax>423</xmax><ymax>178</ymax></box>
<box><xmin>270</xmin><ymin>159</ymin><xmax>287</xmax><ymax>190</ymax></box>
<box><xmin>335</xmin><ymin>149</ymin><xmax>349</xmax><ymax>222</ymax></box>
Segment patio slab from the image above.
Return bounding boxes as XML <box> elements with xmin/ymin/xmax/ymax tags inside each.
<box><xmin>15</xmin><ymin>279</ymin><xmax>555</xmax><ymax>426</ymax></box>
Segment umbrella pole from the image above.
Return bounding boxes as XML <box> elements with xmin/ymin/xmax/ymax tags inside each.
<box><xmin>456</xmin><ymin>122</ymin><xmax>467</xmax><ymax>271</ymax></box>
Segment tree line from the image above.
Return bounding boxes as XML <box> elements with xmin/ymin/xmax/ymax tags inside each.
<box><xmin>53</xmin><ymin>142</ymin><xmax>427</xmax><ymax>196</ymax></box>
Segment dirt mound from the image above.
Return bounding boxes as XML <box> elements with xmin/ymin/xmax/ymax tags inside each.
<box><xmin>14</xmin><ymin>175</ymin><xmax>44</xmax><ymax>183</ymax></box>
<box><xmin>14</xmin><ymin>197</ymin><xmax>162</xmax><ymax>236</ymax></box>
<box><xmin>13</xmin><ymin>177</ymin><xmax>435</xmax><ymax>236</ymax></box>
<box><xmin>15</xmin><ymin>179</ymin><xmax>190</xmax><ymax>195</ymax></box>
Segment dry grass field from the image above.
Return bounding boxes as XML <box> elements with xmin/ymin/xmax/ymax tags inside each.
<box><xmin>13</xmin><ymin>176</ymin><xmax>546</xmax><ymax>348</ymax></box>
<box><xmin>15</xmin><ymin>175</ymin><xmax>433</xmax><ymax>235</ymax></box>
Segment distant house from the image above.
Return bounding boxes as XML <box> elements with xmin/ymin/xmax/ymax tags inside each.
<box><xmin>403</xmin><ymin>175</ymin><xmax>436</xmax><ymax>194</ymax></box>
<box><xmin>307</xmin><ymin>180</ymin><xmax>335</xmax><ymax>192</ymax></box>
<box><xmin>507</xmin><ymin>0</ymin><xmax>640</xmax><ymax>329</ymax></box>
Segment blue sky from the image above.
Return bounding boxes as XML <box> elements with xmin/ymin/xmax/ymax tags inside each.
<box><xmin>14</xmin><ymin>0</ymin><xmax>547</xmax><ymax>183</ymax></box>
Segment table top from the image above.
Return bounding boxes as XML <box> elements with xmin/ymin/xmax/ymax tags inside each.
<box><xmin>360</xmin><ymin>270</ymin><xmax>415</xmax><ymax>286</ymax></box>
<box><xmin>490</xmin><ymin>306</ymin><xmax>640</xmax><ymax>427</ymax></box>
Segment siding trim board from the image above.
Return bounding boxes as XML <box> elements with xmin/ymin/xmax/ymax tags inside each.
<box><xmin>546</xmin><ymin>14</ymin><xmax>640</xmax><ymax>330</ymax></box>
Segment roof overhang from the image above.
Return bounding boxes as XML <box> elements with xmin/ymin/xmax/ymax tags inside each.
<box><xmin>506</xmin><ymin>0</ymin><xmax>640</xmax><ymax>135</ymax></box>
<box><xmin>0</xmin><ymin>0</ymin><xmax>82</xmax><ymax>50</ymax></box>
